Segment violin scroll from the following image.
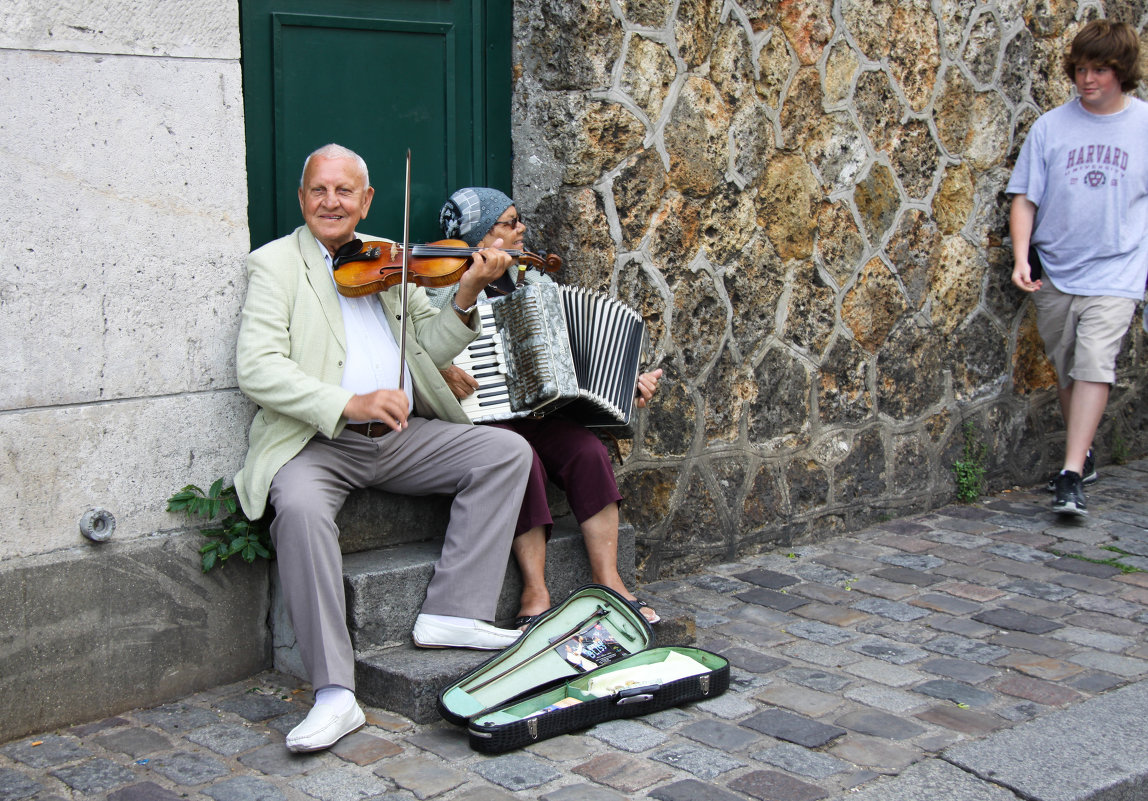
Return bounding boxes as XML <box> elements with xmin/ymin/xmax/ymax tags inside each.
<box><xmin>520</xmin><ymin>250</ymin><xmax>563</xmax><ymax>273</ymax></box>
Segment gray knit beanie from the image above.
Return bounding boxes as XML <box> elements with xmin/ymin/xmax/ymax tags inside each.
<box><xmin>439</xmin><ymin>187</ymin><xmax>515</xmax><ymax>246</ymax></box>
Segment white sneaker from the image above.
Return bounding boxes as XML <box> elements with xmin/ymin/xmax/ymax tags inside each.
<box><xmin>412</xmin><ymin>614</ymin><xmax>522</xmax><ymax>650</ymax></box>
<box><xmin>285</xmin><ymin>702</ymin><xmax>365</xmax><ymax>752</ymax></box>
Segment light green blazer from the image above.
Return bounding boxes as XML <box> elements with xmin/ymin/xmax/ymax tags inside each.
<box><xmin>233</xmin><ymin>226</ymin><xmax>479</xmax><ymax>520</ymax></box>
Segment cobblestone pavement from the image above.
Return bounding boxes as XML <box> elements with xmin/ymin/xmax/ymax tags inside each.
<box><xmin>3</xmin><ymin>460</ymin><xmax>1148</xmax><ymax>801</ymax></box>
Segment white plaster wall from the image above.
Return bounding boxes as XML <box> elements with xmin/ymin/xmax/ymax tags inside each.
<box><xmin>0</xmin><ymin>0</ymin><xmax>251</xmax><ymax>559</ymax></box>
<box><xmin>0</xmin><ymin>394</ymin><xmax>253</xmax><ymax>557</ymax></box>
<box><xmin>0</xmin><ymin>50</ymin><xmax>248</xmax><ymax>405</ymax></box>
<box><xmin>0</xmin><ymin>0</ymin><xmax>240</xmax><ymax>59</ymax></box>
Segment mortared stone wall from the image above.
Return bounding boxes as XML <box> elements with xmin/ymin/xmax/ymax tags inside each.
<box><xmin>508</xmin><ymin>0</ymin><xmax>1148</xmax><ymax>579</ymax></box>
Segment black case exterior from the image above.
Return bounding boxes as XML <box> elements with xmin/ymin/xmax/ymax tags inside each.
<box><xmin>436</xmin><ymin>585</ymin><xmax>730</xmax><ymax>753</ymax></box>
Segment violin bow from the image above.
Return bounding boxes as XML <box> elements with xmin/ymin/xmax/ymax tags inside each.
<box><xmin>463</xmin><ymin>606</ymin><xmax>611</xmax><ymax>694</ymax></box>
<box><xmin>397</xmin><ymin>149</ymin><xmax>412</xmax><ymax>390</ymax></box>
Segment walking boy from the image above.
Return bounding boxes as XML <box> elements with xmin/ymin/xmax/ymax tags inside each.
<box><xmin>1008</xmin><ymin>19</ymin><xmax>1148</xmax><ymax>515</ymax></box>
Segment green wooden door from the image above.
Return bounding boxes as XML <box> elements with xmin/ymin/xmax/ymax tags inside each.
<box><xmin>241</xmin><ymin>0</ymin><xmax>511</xmax><ymax>248</ymax></box>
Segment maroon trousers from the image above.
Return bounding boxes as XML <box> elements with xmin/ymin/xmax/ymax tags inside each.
<box><xmin>489</xmin><ymin>417</ymin><xmax>623</xmax><ymax>536</ymax></box>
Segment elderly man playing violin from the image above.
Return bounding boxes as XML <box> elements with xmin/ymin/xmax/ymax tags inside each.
<box><xmin>233</xmin><ymin>144</ymin><xmax>532</xmax><ymax>754</ymax></box>
<box><xmin>431</xmin><ymin>187</ymin><xmax>663</xmax><ymax>630</ymax></box>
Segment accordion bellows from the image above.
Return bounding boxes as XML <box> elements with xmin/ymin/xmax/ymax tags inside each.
<box><xmin>454</xmin><ymin>283</ymin><xmax>646</xmax><ymax>427</ymax></box>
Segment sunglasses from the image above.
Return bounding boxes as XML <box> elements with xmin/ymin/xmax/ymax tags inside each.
<box><xmin>495</xmin><ymin>214</ymin><xmax>523</xmax><ymax>230</ymax></box>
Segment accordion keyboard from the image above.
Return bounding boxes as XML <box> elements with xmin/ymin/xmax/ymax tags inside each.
<box><xmin>454</xmin><ymin>305</ymin><xmax>520</xmax><ymax>423</ymax></box>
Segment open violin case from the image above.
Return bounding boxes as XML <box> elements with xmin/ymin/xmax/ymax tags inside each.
<box><xmin>437</xmin><ymin>585</ymin><xmax>730</xmax><ymax>754</ymax></box>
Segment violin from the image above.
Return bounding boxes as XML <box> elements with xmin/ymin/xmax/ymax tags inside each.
<box><xmin>332</xmin><ymin>238</ymin><xmax>562</xmax><ymax>298</ymax></box>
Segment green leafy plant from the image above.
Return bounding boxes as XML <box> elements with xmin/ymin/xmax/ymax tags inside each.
<box><xmin>168</xmin><ymin>478</ymin><xmax>273</xmax><ymax>572</ymax></box>
<box><xmin>951</xmin><ymin>421</ymin><xmax>988</xmax><ymax>504</ymax></box>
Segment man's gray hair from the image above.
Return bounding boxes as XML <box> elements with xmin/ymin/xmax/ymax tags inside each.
<box><xmin>299</xmin><ymin>143</ymin><xmax>370</xmax><ymax>187</ymax></box>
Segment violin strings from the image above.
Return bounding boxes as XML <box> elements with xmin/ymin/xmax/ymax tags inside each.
<box><xmin>407</xmin><ymin>245</ymin><xmax>526</xmax><ymax>258</ymax></box>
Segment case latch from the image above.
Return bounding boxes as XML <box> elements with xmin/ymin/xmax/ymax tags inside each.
<box><xmin>616</xmin><ymin>684</ymin><xmax>659</xmax><ymax>705</ymax></box>
<box><xmin>527</xmin><ymin>717</ymin><xmax>539</xmax><ymax>739</ymax></box>
<box><xmin>700</xmin><ymin>674</ymin><xmax>711</xmax><ymax>695</ymax></box>
<box><xmin>616</xmin><ymin>693</ymin><xmax>654</xmax><ymax>705</ymax></box>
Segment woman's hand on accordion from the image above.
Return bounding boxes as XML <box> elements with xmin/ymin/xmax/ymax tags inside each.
<box><xmin>635</xmin><ymin>368</ymin><xmax>663</xmax><ymax>408</ymax></box>
<box><xmin>441</xmin><ymin>365</ymin><xmax>479</xmax><ymax>400</ymax></box>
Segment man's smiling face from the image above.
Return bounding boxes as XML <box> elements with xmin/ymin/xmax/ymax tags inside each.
<box><xmin>298</xmin><ymin>155</ymin><xmax>374</xmax><ymax>255</ymax></box>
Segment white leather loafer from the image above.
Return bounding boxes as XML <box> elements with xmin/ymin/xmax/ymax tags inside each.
<box><xmin>285</xmin><ymin>702</ymin><xmax>366</xmax><ymax>752</ymax></box>
<box><xmin>412</xmin><ymin>615</ymin><xmax>522</xmax><ymax>650</ymax></box>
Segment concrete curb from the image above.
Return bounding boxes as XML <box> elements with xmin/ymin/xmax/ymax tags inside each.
<box><xmin>943</xmin><ymin>677</ymin><xmax>1148</xmax><ymax>801</ymax></box>
<box><xmin>830</xmin><ymin>678</ymin><xmax>1148</xmax><ymax>800</ymax></box>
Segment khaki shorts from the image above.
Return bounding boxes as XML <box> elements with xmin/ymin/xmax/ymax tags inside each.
<box><xmin>1032</xmin><ymin>281</ymin><xmax>1135</xmax><ymax>387</ymax></box>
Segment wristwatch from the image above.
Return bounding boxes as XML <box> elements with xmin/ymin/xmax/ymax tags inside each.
<box><xmin>451</xmin><ymin>295</ymin><xmax>476</xmax><ymax>316</ymax></box>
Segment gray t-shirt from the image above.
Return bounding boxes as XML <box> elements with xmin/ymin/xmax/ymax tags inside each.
<box><xmin>1007</xmin><ymin>96</ymin><xmax>1148</xmax><ymax>299</ymax></box>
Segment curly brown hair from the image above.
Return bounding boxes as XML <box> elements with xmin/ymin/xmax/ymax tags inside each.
<box><xmin>1063</xmin><ymin>19</ymin><xmax>1143</xmax><ymax>92</ymax></box>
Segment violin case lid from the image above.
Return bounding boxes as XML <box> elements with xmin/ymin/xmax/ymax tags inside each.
<box><xmin>436</xmin><ymin>584</ymin><xmax>730</xmax><ymax>753</ymax></box>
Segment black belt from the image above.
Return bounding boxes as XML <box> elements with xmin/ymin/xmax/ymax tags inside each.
<box><xmin>345</xmin><ymin>421</ymin><xmax>390</xmax><ymax>438</ymax></box>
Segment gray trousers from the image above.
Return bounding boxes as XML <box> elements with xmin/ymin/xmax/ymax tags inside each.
<box><xmin>268</xmin><ymin>418</ymin><xmax>532</xmax><ymax>691</ymax></box>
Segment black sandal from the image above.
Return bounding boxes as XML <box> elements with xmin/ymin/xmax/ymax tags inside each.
<box><xmin>624</xmin><ymin>598</ymin><xmax>661</xmax><ymax>625</ymax></box>
<box><xmin>514</xmin><ymin>614</ymin><xmax>540</xmax><ymax>631</ymax></box>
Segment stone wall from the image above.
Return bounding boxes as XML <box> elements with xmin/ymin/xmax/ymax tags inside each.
<box><xmin>510</xmin><ymin>0</ymin><xmax>1148</xmax><ymax>580</ymax></box>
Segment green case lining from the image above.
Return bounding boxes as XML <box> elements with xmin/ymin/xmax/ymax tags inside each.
<box><xmin>439</xmin><ymin>585</ymin><xmax>652</xmax><ymax>722</ymax></box>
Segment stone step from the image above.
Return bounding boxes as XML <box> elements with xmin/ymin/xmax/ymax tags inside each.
<box><xmin>272</xmin><ymin>518</ymin><xmax>602</xmax><ymax>675</ymax></box>
<box><xmin>343</xmin><ymin>518</ymin><xmax>628</xmax><ymax>648</ymax></box>
<box><xmin>270</xmin><ymin>516</ymin><xmax>695</xmax><ymax>722</ymax></box>
<box><xmin>334</xmin><ymin>484</ymin><xmax>571</xmax><ymax>555</ymax></box>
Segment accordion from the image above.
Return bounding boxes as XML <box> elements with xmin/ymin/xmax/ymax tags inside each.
<box><xmin>453</xmin><ymin>283</ymin><xmax>646</xmax><ymax>427</ymax></box>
